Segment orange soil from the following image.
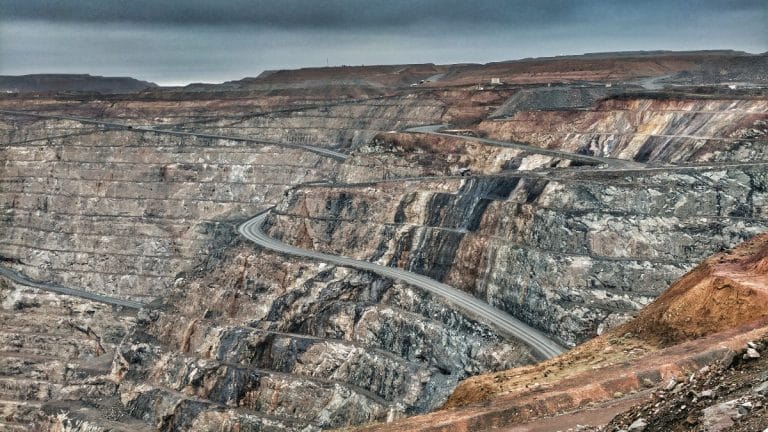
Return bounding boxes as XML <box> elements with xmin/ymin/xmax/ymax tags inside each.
<box><xmin>620</xmin><ymin>233</ymin><xmax>768</xmax><ymax>347</ymax></box>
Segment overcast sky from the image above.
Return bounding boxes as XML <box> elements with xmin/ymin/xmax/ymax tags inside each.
<box><xmin>1</xmin><ymin>0</ymin><xmax>766</xmax><ymax>85</ymax></box>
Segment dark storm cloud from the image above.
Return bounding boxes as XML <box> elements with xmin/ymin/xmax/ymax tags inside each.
<box><xmin>2</xmin><ymin>0</ymin><xmax>763</xmax><ymax>28</ymax></box>
<box><xmin>1</xmin><ymin>0</ymin><xmax>765</xmax><ymax>85</ymax></box>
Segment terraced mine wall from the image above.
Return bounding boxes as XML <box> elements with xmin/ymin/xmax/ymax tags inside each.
<box><xmin>263</xmin><ymin>95</ymin><xmax>768</xmax><ymax>347</ymax></box>
<box><xmin>0</xmin><ymin>93</ymin><xmax>450</xmax><ymax>301</ymax></box>
<box><xmin>0</xmin><ymin>280</ymin><xmax>137</xmax><ymax>430</ymax></box>
<box><xmin>109</xmin><ymin>243</ymin><xmax>535</xmax><ymax>430</ymax></box>
<box><xmin>0</xmin><ymin>118</ymin><xmax>337</xmax><ymax>301</ymax></box>
<box><xmin>2</xmin><ymin>80</ymin><xmax>767</xmax><ymax>431</ymax></box>
<box><xmin>170</xmin><ymin>96</ymin><xmax>447</xmax><ymax>150</ymax></box>
<box><xmin>479</xmin><ymin>98</ymin><xmax>768</xmax><ymax>164</ymax></box>
<box><xmin>0</xmin><ymin>94</ymin><xmax>511</xmax><ymax>431</ymax></box>
<box><xmin>266</xmin><ymin>167</ymin><xmax>768</xmax><ymax>347</ymax></box>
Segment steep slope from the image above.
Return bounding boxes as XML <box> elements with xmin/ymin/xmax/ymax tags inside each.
<box><xmin>479</xmin><ymin>98</ymin><xmax>768</xmax><ymax>163</ymax></box>
<box><xmin>0</xmin><ymin>115</ymin><xmax>336</xmax><ymax>301</ymax></box>
<box><xmin>620</xmin><ymin>233</ymin><xmax>768</xmax><ymax>346</ymax></box>
<box><xmin>355</xmin><ymin>233</ymin><xmax>768</xmax><ymax>431</ymax></box>
<box><xmin>1</xmin><ymin>52</ymin><xmax>766</xmax><ymax>431</ymax></box>
<box><xmin>0</xmin><ymin>278</ymin><xmax>138</xmax><ymax>431</ymax></box>
<box><xmin>107</xmin><ymin>238</ymin><xmax>535</xmax><ymax>430</ymax></box>
<box><xmin>266</xmin><ymin>165</ymin><xmax>768</xmax><ymax>346</ymax></box>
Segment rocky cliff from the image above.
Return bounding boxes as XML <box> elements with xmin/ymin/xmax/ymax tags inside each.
<box><xmin>0</xmin><ymin>278</ymin><xmax>136</xmax><ymax>430</ymax></box>
<box><xmin>357</xmin><ymin>233</ymin><xmax>768</xmax><ymax>432</ymax></box>
<box><xmin>267</xmin><ymin>165</ymin><xmax>768</xmax><ymax>346</ymax></box>
<box><xmin>107</xmin><ymin>238</ymin><xmax>534</xmax><ymax>430</ymax></box>
<box><xmin>479</xmin><ymin>98</ymin><xmax>768</xmax><ymax>163</ymax></box>
<box><xmin>0</xmin><ymin>116</ymin><xmax>337</xmax><ymax>301</ymax></box>
<box><xmin>1</xmin><ymin>52</ymin><xmax>767</xmax><ymax>431</ymax></box>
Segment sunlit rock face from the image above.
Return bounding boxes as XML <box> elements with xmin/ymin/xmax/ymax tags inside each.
<box><xmin>479</xmin><ymin>98</ymin><xmax>768</xmax><ymax>164</ymax></box>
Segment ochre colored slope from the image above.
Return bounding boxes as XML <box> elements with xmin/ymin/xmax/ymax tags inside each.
<box><xmin>620</xmin><ymin>233</ymin><xmax>768</xmax><ymax>347</ymax></box>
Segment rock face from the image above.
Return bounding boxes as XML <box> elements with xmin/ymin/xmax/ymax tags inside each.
<box><xmin>478</xmin><ymin>98</ymin><xmax>768</xmax><ymax>164</ymax></box>
<box><xmin>358</xmin><ymin>233</ymin><xmax>768</xmax><ymax>432</ymax></box>
<box><xmin>0</xmin><ymin>279</ymin><xmax>135</xmax><ymax>430</ymax></box>
<box><xmin>0</xmin><ymin>119</ymin><xmax>336</xmax><ymax>300</ymax></box>
<box><xmin>267</xmin><ymin>166</ymin><xmax>768</xmax><ymax>346</ymax></box>
<box><xmin>1</xmin><ymin>52</ymin><xmax>767</xmax><ymax>431</ymax></box>
<box><xmin>169</xmin><ymin>95</ymin><xmax>446</xmax><ymax>150</ymax></box>
<box><xmin>111</xmin><ymin>244</ymin><xmax>533</xmax><ymax>430</ymax></box>
<box><xmin>619</xmin><ymin>232</ymin><xmax>768</xmax><ymax>346</ymax></box>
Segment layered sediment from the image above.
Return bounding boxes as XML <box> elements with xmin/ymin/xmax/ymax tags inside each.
<box><xmin>109</xmin><ymin>243</ymin><xmax>534</xmax><ymax>430</ymax></box>
<box><xmin>479</xmin><ymin>98</ymin><xmax>768</xmax><ymax>163</ymax></box>
<box><xmin>267</xmin><ymin>166</ymin><xmax>768</xmax><ymax>346</ymax></box>
<box><xmin>1</xmin><ymin>52</ymin><xmax>767</xmax><ymax>431</ymax></box>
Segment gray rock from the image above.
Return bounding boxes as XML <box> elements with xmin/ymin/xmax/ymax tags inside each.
<box><xmin>745</xmin><ymin>347</ymin><xmax>761</xmax><ymax>359</ymax></box>
<box><xmin>721</xmin><ymin>350</ymin><xmax>738</xmax><ymax>369</ymax></box>
<box><xmin>702</xmin><ymin>400</ymin><xmax>741</xmax><ymax>432</ymax></box>
<box><xmin>628</xmin><ymin>417</ymin><xmax>647</xmax><ymax>431</ymax></box>
<box><xmin>665</xmin><ymin>378</ymin><xmax>678</xmax><ymax>391</ymax></box>
<box><xmin>753</xmin><ymin>380</ymin><xmax>768</xmax><ymax>396</ymax></box>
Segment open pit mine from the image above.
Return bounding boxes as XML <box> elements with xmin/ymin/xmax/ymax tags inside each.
<box><xmin>1</xmin><ymin>51</ymin><xmax>768</xmax><ymax>431</ymax></box>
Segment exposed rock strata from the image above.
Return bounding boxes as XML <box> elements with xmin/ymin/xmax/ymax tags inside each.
<box><xmin>358</xmin><ymin>233</ymin><xmax>768</xmax><ymax>431</ymax></box>
<box><xmin>479</xmin><ymin>99</ymin><xmax>768</xmax><ymax>163</ymax></box>
<box><xmin>0</xmin><ymin>279</ymin><xmax>135</xmax><ymax>430</ymax></box>
<box><xmin>1</xmin><ymin>53</ymin><xmax>766</xmax><ymax>431</ymax></box>
<box><xmin>267</xmin><ymin>166</ymin><xmax>768</xmax><ymax>346</ymax></box>
<box><xmin>0</xmin><ymin>118</ymin><xmax>337</xmax><ymax>300</ymax></box>
<box><xmin>110</xmin><ymin>244</ymin><xmax>534</xmax><ymax>430</ymax></box>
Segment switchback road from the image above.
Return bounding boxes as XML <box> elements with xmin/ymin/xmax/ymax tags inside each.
<box><xmin>238</xmin><ymin>211</ymin><xmax>566</xmax><ymax>360</ymax></box>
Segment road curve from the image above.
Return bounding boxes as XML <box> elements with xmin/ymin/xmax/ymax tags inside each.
<box><xmin>405</xmin><ymin>125</ymin><xmax>643</xmax><ymax>169</ymax></box>
<box><xmin>238</xmin><ymin>211</ymin><xmax>566</xmax><ymax>360</ymax></box>
<box><xmin>0</xmin><ymin>109</ymin><xmax>347</xmax><ymax>161</ymax></box>
<box><xmin>0</xmin><ymin>266</ymin><xmax>143</xmax><ymax>309</ymax></box>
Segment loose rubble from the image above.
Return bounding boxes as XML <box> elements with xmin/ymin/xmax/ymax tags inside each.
<box><xmin>600</xmin><ymin>340</ymin><xmax>768</xmax><ymax>431</ymax></box>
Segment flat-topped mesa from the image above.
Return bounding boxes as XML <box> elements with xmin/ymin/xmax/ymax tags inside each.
<box><xmin>0</xmin><ymin>74</ymin><xmax>157</xmax><ymax>94</ymax></box>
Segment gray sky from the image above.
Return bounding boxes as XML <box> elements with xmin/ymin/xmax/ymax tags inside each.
<box><xmin>1</xmin><ymin>0</ymin><xmax>766</xmax><ymax>85</ymax></box>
